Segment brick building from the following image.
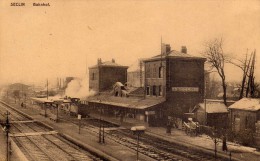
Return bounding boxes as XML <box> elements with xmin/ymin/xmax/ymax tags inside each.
<box><xmin>192</xmin><ymin>101</ymin><xmax>228</xmax><ymax>128</ymax></box>
<box><xmin>229</xmin><ymin>98</ymin><xmax>260</xmax><ymax>132</ymax></box>
<box><xmin>143</xmin><ymin>44</ymin><xmax>206</xmax><ymax>118</ymax></box>
<box><xmin>89</xmin><ymin>58</ymin><xmax>128</xmax><ymax>92</ymax></box>
<box><xmin>85</xmin><ymin>44</ymin><xmax>206</xmax><ymax>126</ymax></box>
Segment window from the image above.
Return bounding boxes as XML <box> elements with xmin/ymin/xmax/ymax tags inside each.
<box><xmin>159</xmin><ymin>85</ymin><xmax>162</xmax><ymax>96</ymax></box>
<box><xmin>152</xmin><ymin>85</ymin><xmax>156</xmax><ymax>96</ymax></box>
<box><xmin>159</xmin><ymin>67</ymin><xmax>163</xmax><ymax>78</ymax></box>
<box><xmin>153</xmin><ymin>67</ymin><xmax>157</xmax><ymax>78</ymax></box>
<box><xmin>146</xmin><ymin>86</ymin><xmax>150</xmax><ymax>95</ymax></box>
<box><xmin>146</xmin><ymin>68</ymin><xmax>150</xmax><ymax>78</ymax></box>
<box><xmin>92</xmin><ymin>73</ymin><xmax>95</xmax><ymax>80</ymax></box>
<box><xmin>245</xmin><ymin>115</ymin><xmax>252</xmax><ymax>129</ymax></box>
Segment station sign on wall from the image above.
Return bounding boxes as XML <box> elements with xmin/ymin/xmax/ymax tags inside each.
<box><xmin>145</xmin><ymin>111</ymin><xmax>155</xmax><ymax>115</ymax></box>
<box><xmin>172</xmin><ymin>87</ymin><xmax>199</xmax><ymax>92</ymax></box>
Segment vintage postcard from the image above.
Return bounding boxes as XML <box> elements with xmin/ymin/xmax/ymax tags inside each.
<box><xmin>0</xmin><ymin>0</ymin><xmax>260</xmax><ymax>161</ymax></box>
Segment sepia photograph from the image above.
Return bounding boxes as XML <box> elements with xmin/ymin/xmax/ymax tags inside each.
<box><xmin>0</xmin><ymin>0</ymin><xmax>260</xmax><ymax>161</ymax></box>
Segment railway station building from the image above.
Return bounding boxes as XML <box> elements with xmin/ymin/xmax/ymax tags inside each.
<box><xmin>143</xmin><ymin>44</ymin><xmax>206</xmax><ymax>120</ymax></box>
<box><xmin>85</xmin><ymin>44</ymin><xmax>206</xmax><ymax>126</ymax></box>
<box><xmin>89</xmin><ymin>58</ymin><xmax>128</xmax><ymax>92</ymax></box>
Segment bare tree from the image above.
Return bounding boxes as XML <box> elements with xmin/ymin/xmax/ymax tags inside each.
<box><xmin>203</xmin><ymin>38</ymin><xmax>228</xmax><ymax>105</ymax></box>
<box><xmin>228</xmin><ymin>50</ymin><xmax>253</xmax><ymax>99</ymax></box>
<box><xmin>229</xmin><ymin>50</ymin><xmax>257</xmax><ymax>98</ymax></box>
<box><xmin>247</xmin><ymin>50</ymin><xmax>256</xmax><ymax>98</ymax></box>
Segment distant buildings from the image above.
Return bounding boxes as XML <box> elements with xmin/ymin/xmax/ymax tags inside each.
<box><xmin>89</xmin><ymin>58</ymin><xmax>128</xmax><ymax>92</ymax></box>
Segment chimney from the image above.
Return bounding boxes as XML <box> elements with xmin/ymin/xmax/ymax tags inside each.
<box><xmin>161</xmin><ymin>43</ymin><xmax>171</xmax><ymax>55</ymax></box>
<box><xmin>181</xmin><ymin>46</ymin><xmax>187</xmax><ymax>54</ymax></box>
<box><xmin>112</xmin><ymin>58</ymin><xmax>115</xmax><ymax>63</ymax></box>
<box><xmin>97</xmin><ymin>58</ymin><xmax>102</xmax><ymax>65</ymax></box>
<box><xmin>166</xmin><ymin>44</ymin><xmax>171</xmax><ymax>53</ymax></box>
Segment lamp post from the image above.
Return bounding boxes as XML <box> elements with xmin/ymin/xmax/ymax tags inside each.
<box><xmin>54</xmin><ymin>100</ymin><xmax>63</xmax><ymax>122</ymax></box>
<box><xmin>98</xmin><ymin>100</ymin><xmax>105</xmax><ymax>144</ymax></box>
<box><xmin>131</xmin><ymin>126</ymin><xmax>146</xmax><ymax>161</ymax></box>
<box><xmin>98</xmin><ymin>103</ymin><xmax>102</xmax><ymax>143</ymax></box>
<box><xmin>78</xmin><ymin>114</ymin><xmax>81</xmax><ymax>134</ymax></box>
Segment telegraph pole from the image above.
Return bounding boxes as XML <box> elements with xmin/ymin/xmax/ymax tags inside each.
<box><xmin>47</xmin><ymin>79</ymin><xmax>49</xmax><ymax>100</ymax></box>
<box><xmin>5</xmin><ymin>111</ymin><xmax>11</xmax><ymax>161</ymax></box>
<box><xmin>99</xmin><ymin>115</ymin><xmax>102</xmax><ymax>143</ymax></box>
<box><xmin>98</xmin><ymin>101</ymin><xmax>105</xmax><ymax>144</ymax></box>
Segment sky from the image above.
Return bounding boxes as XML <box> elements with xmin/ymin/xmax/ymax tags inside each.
<box><xmin>0</xmin><ymin>0</ymin><xmax>260</xmax><ymax>86</ymax></box>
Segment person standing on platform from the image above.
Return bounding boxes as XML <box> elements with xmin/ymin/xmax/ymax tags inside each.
<box><xmin>222</xmin><ymin>134</ymin><xmax>228</xmax><ymax>152</ymax></box>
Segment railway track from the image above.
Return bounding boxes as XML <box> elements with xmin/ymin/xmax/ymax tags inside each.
<box><xmin>0</xmin><ymin>102</ymin><xmax>29</xmax><ymax>121</ymax></box>
<box><xmin>0</xmin><ymin>101</ymin><xmax>106</xmax><ymax>161</ymax></box>
<box><xmin>62</xmin><ymin>116</ymin><xmax>229</xmax><ymax>161</ymax></box>
<box><xmin>109</xmin><ymin>129</ymin><xmax>226</xmax><ymax>161</ymax></box>
<box><xmin>1</xmin><ymin>100</ymin><xmax>230</xmax><ymax>161</ymax></box>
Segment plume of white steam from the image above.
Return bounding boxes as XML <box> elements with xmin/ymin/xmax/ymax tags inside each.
<box><xmin>65</xmin><ymin>76</ymin><xmax>96</xmax><ymax>99</ymax></box>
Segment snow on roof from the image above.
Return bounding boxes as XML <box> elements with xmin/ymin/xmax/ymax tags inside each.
<box><xmin>88</xmin><ymin>94</ymin><xmax>165</xmax><ymax>110</ymax></box>
<box><xmin>228</xmin><ymin>98</ymin><xmax>260</xmax><ymax>111</ymax></box>
<box><xmin>195</xmin><ymin>102</ymin><xmax>228</xmax><ymax>113</ymax></box>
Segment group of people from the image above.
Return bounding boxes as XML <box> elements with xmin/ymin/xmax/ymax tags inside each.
<box><xmin>165</xmin><ymin>118</ymin><xmax>228</xmax><ymax>152</ymax></box>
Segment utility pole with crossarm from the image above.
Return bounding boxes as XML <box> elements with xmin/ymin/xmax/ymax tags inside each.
<box><xmin>4</xmin><ymin>111</ymin><xmax>11</xmax><ymax>161</ymax></box>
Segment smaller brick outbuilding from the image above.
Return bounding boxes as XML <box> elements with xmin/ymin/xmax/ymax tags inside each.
<box><xmin>192</xmin><ymin>101</ymin><xmax>228</xmax><ymax>128</ymax></box>
<box><xmin>229</xmin><ymin>98</ymin><xmax>260</xmax><ymax>132</ymax></box>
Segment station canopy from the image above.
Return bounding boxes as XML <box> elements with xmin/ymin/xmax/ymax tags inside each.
<box><xmin>31</xmin><ymin>97</ymin><xmax>71</xmax><ymax>104</ymax></box>
<box><xmin>87</xmin><ymin>94</ymin><xmax>165</xmax><ymax>110</ymax></box>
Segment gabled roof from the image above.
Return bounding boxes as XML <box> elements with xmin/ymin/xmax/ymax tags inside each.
<box><xmin>228</xmin><ymin>98</ymin><xmax>260</xmax><ymax>111</ymax></box>
<box><xmin>193</xmin><ymin>102</ymin><xmax>228</xmax><ymax>113</ymax></box>
<box><xmin>89</xmin><ymin>61</ymin><xmax>128</xmax><ymax>69</ymax></box>
<box><xmin>143</xmin><ymin>50</ymin><xmax>206</xmax><ymax>62</ymax></box>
